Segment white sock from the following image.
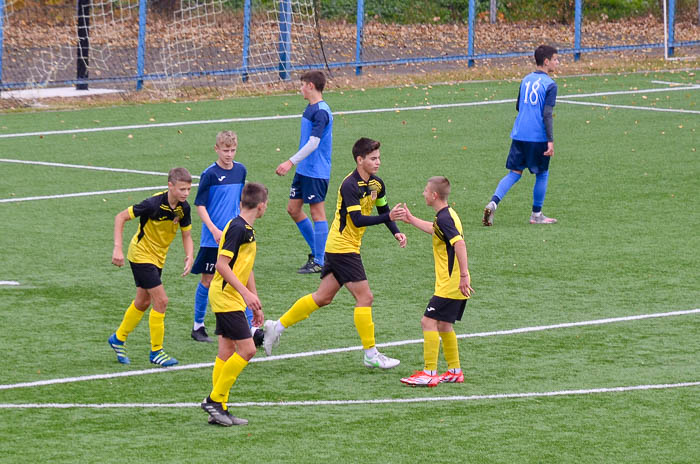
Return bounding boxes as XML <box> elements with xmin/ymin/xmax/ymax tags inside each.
<box><xmin>193</xmin><ymin>322</ymin><xmax>204</xmax><ymax>330</ymax></box>
<box><xmin>275</xmin><ymin>320</ymin><xmax>286</xmax><ymax>333</ymax></box>
<box><xmin>364</xmin><ymin>347</ymin><xmax>378</xmax><ymax>358</ymax></box>
<box><xmin>424</xmin><ymin>369</ymin><xmax>437</xmax><ymax>376</ymax></box>
<box><xmin>449</xmin><ymin>368</ymin><xmax>462</xmax><ymax>374</ymax></box>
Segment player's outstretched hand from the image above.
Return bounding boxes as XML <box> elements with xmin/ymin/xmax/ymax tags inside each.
<box><xmin>182</xmin><ymin>255</ymin><xmax>193</xmax><ymax>277</ymax></box>
<box><xmin>275</xmin><ymin>160</ymin><xmax>293</xmax><ymax>176</ymax></box>
<box><xmin>389</xmin><ymin>203</ymin><xmax>406</xmax><ymax>222</ymax></box>
<box><xmin>544</xmin><ymin>142</ymin><xmax>554</xmax><ymax>157</ymax></box>
<box><xmin>399</xmin><ymin>202</ymin><xmax>415</xmax><ymax>224</ymax></box>
<box><xmin>394</xmin><ymin>232</ymin><xmax>407</xmax><ymax>248</ymax></box>
<box><xmin>112</xmin><ymin>248</ymin><xmax>124</xmax><ymax>267</ymax></box>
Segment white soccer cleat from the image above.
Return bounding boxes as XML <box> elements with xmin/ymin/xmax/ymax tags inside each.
<box><xmin>262</xmin><ymin>320</ymin><xmax>282</xmax><ymax>356</ymax></box>
<box><xmin>363</xmin><ymin>351</ymin><xmax>400</xmax><ymax>369</ymax></box>
<box><xmin>529</xmin><ymin>212</ymin><xmax>557</xmax><ymax>224</ymax></box>
<box><xmin>483</xmin><ymin>201</ymin><xmax>497</xmax><ymax>226</ymax></box>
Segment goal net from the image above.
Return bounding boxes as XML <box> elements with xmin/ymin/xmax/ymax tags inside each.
<box><xmin>0</xmin><ymin>0</ymin><xmax>328</xmax><ymax>101</ymax></box>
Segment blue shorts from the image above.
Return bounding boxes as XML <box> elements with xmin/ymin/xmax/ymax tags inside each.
<box><xmin>506</xmin><ymin>139</ymin><xmax>550</xmax><ymax>174</ymax></box>
<box><xmin>289</xmin><ymin>173</ymin><xmax>329</xmax><ymax>204</ymax></box>
<box><xmin>191</xmin><ymin>247</ymin><xmax>218</xmax><ymax>275</ymax></box>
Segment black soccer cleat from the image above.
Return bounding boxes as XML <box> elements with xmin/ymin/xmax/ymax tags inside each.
<box><xmin>191</xmin><ymin>326</ymin><xmax>214</xmax><ymax>343</ymax></box>
<box><xmin>252</xmin><ymin>328</ymin><xmax>264</xmax><ymax>347</ymax></box>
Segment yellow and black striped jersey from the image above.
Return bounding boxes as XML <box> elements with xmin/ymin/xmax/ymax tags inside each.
<box><xmin>433</xmin><ymin>206</ymin><xmax>469</xmax><ymax>300</ymax></box>
<box><xmin>126</xmin><ymin>191</ymin><xmax>192</xmax><ymax>268</ymax></box>
<box><xmin>326</xmin><ymin>169</ymin><xmax>388</xmax><ymax>254</ymax></box>
<box><xmin>209</xmin><ymin>216</ymin><xmax>257</xmax><ymax>313</ymax></box>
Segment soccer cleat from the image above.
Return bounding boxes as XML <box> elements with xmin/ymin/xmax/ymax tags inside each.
<box><xmin>252</xmin><ymin>328</ymin><xmax>264</xmax><ymax>348</ymax></box>
<box><xmin>207</xmin><ymin>410</ymin><xmax>248</xmax><ymax>426</ymax></box>
<box><xmin>483</xmin><ymin>201</ymin><xmax>497</xmax><ymax>226</ymax></box>
<box><xmin>262</xmin><ymin>320</ymin><xmax>282</xmax><ymax>356</ymax></box>
<box><xmin>191</xmin><ymin>326</ymin><xmax>214</xmax><ymax>343</ymax></box>
<box><xmin>108</xmin><ymin>333</ymin><xmax>130</xmax><ymax>364</ymax></box>
<box><xmin>297</xmin><ymin>254</ymin><xmax>315</xmax><ymax>274</ymax></box>
<box><xmin>400</xmin><ymin>370</ymin><xmax>440</xmax><ymax>387</ymax></box>
<box><xmin>298</xmin><ymin>255</ymin><xmax>322</xmax><ymax>274</ymax></box>
<box><xmin>149</xmin><ymin>349</ymin><xmax>178</xmax><ymax>367</ymax></box>
<box><xmin>529</xmin><ymin>212</ymin><xmax>557</xmax><ymax>224</ymax></box>
<box><xmin>438</xmin><ymin>370</ymin><xmax>465</xmax><ymax>384</ymax></box>
<box><xmin>363</xmin><ymin>351</ymin><xmax>400</xmax><ymax>369</ymax></box>
<box><xmin>201</xmin><ymin>397</ymin><xmax>233</xmax><ymax>426</ymax></box>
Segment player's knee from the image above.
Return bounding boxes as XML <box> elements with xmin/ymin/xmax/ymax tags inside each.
<box><xmin>153</xmin><ymin>295</ymin><xmax>168</xmax><ymax>311</ymax></box>
<box><xmin>314</xmin><ymin>293</ymin><xmax>334</xmax><ymax>307</ymax></box>
<box><xmin>358</xmin><ymin>291</ymin><xmax>373</xmax><ymax>307</ymax></box>
<box><xmin>238</xmin><ymin>343</ymin><xmax>257</xmax><ymax>361</ymax></box>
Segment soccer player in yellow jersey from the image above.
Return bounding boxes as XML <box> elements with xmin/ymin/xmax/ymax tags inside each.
<box><xmin>264</xmin><ymin>137</ymin><xmax>407</xmax><ymax>369</ymax></box>
<box><xmin>201</xmin><ymin>183</ymin><xmax>268</xmax><ymax>426</ymax></box>
<box><xmin>398</xmin><ymin>176</ymin><xmax>473</xmax><ymax>387</ymax></box>
<box><xmin>108</xmin><ymin>167</ymin><xmax>194</xmax><ymax>367</ymax></box>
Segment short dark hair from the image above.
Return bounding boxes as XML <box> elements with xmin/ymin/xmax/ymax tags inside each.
<box><xmin>427</xmin><ymin>176</ymin><xmax>451</xmax><ymax>200</ymax></box>
<box><xmin>168</xmin><ymin>167</ymin><xmax>192</xmax><ymax>184</ymax></box>
<box><xmin>534</xmin><ymin>45</ymin><xmax>558</xmax><ymax>66</ymax></box>
<box><xmin>300</xmin><ymin>71</ymin><xmax>326</xmax><ymax>92</ymax></box>
<box><xmin>241</xmin><ymin>182</ymin><xmax>268</xmax><ymax>209</ymax></box>
<box><xmin>352</xmin><ymin>137</ymin><xmax>381</xmax><ymax>162</ymax></box>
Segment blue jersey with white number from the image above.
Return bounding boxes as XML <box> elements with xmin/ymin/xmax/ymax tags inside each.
<box><xmin>510</xmin><ymin>71</ymin><xmax>557</xmax><ymax>142</ymax></box>
<box><xmin>194</xmin><ymin>161</ymin><xmax>247</xmax><ymax>248</ymax></box>
<box><xmin>296</xmin><ymin>100</ymin><xmax>333</xmax><ymax>179</ymax></box>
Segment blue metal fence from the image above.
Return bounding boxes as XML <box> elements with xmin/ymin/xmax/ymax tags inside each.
<box><xmin>0</xmin><ymin>0</ymin><xmax>696</xmax><ymax>92</ymax></box>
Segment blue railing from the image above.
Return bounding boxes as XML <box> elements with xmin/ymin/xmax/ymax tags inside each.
<box><xmin>0</xmin><ymin>0</ymin><xmax>696</xmax><ymax>91</ymax></box>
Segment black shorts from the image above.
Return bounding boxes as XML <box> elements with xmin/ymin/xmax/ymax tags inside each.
<box><xmin>129</xmin><ymin>261</ymin><xmax>163</xmax><ymax>289</ymax></box>
<box><xmin>506</xmin><ymin>139</ymin><xmax>550</xmax><ymax>174</ymax></box>
<box><xmin>320</xmin><ymin>252</ymin><xmax>367</xmax><ymax>286</ymax></box>
<box><xmin>424</xmin><ymin>295</ymin><xmax>467</xmax><ymax>323</ymax></box>
<box><xmin>191</xmin><ymin>247</ymin><xmax>218</xmax><ymax>275</ymax></box>
<box><xmin>215</xmin><ymin>311</ymin><xmax>252</xmax><ymax>341</ymax></box>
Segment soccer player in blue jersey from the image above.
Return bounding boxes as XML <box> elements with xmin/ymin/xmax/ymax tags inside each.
<box><xmin>483</xmin><ymin>45</ymin><xmax>560</xmax><ymax>226</ymax></box>
<box><xmin>190</xmin><ymin>131</ymin><xmax>255</xmax><ymax>343</ymax></box>
<box><xmin>275</xmin><ymin>71</ymin><xmax>333</xmax><ymax>274</ymax></box>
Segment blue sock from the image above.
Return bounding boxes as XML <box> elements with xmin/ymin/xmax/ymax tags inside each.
<box><xmin>244</xmin><ymin>307</ymin><xmax>254</xmax><ymax>328</ymax></box>
<box><xmin>533</xmin><ymin>171</ymin><xmax>549</xmax><ymax>213</ymax></box>
<box><xmin>493</xmin><ymin>171</ymin><xmax>522</xmax><ymax>204</ymax></box>
<box><xmin>295</xmin><ymin>218</ymin><xmax>315</xmax><ymax>256</ymax></box>
<box><xmin>194</xmin><ymin>282</ymin><xmax>209</xmax><ymax>326</ymax></box>
<box><xmin>312</xmin><ymin>221</ymin><xmax>328</xmax><ymax>266</ymax></box>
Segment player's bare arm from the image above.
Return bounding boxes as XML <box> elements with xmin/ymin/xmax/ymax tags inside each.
<box><xmin>454</xmin><ymin>240</ymin><xmax>474</xmax><ymax>297</ymax></box>
<box><xmin>197</xmin><ymin>205</ymin><xmax>222</xmax><ymax>244</ymax></box>
<box><xmin>215</xmin><ymin>255</ymin><xmax>262</xmax><ymax>312</ymax></box>
<box><xmin>181</xmin><ymin>228</ymin><xmax>194</xmax><ymax>276</ymax></box>
<box><xmin>112</xmin><ymin>209</ymin><xmax>132</xmax><ymax>267</ymax></box>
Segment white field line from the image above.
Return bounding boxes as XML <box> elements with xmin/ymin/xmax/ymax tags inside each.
<box><xmin>0</xmin><ymin>158</ymin><xmax>200</xmax><ymax>178</ymax></box>
<box><xmin>1</xmin><ymin>308</ymin><xmax>697</xmax><ymax>391</ymax></box>
<box><xmin>650</xmin><ymin>80</ymin><xmax>692</xmax><ymax>86</ymax></box>
<box><xmin>0</xmin><ymin>185</ymin><xmax>200</xmax><ymax>203</ymax></box>
<box><xmin>1</xmin><ymin>381</ymin><xmax>698</xmax><ymax>409</ymax></box>
<box><xmin>558</xmin><ymin>99</ymin><xmax>700</xmax><ymax>114</ymax></box>
<box><xmin>1</xmin><ymin>84</ymin><xmax>697</xmax><ymax>139</ymax></box>
<box><xmin>0</xmin><ymin>281</ymin><xmax>20</xmax><ymax>286</ymax></box>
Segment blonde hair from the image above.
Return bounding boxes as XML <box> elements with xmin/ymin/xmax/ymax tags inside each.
<box><xmin>216</xmin><ymin>130</ymin><xmax>237</xmax><ymax>148</ymax></box>
<box><xmin>427</xmin><ymin>176</ymin><xmax>451</xmax><ymax>200</ymax></box>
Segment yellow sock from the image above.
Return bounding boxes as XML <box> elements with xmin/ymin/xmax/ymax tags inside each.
<box><xmin>210</xmin><ymin>353</ymin><xmax>248</xmax><ymax>403</ymax></box>
<box><xmin>115</xmin><ymin>301</ymin><xmax>146</xmax><ymax>341</ymax></box>
<box><xmin>423</xmin><ymin>331</ymin><xmax>440</xmax><ymax>372</ymax></box>
<box><xmin>279</xmin><ymin>294</ymin><xmax>320</xmax><ymax>328</ymax></box>
<box><xmin>353</xmin><ymin>307</ymin><xmax>375</xmax><ymax>349</ymax></box>
<box><xmin>149</xmin><ymin>309</ymin><xmax>165</xmax><ymax>352</ymax></box>
<box><xmin>212</xmin><ymin>357</ymin><xmax>226</xmax><ymax>409</ymax></box>
<box><xmin>440</xmin><ymin>330</ymin><xmax>461</xmax><ymax>370</ymax></box>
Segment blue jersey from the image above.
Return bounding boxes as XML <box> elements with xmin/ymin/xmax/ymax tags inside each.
<box><xmin>194</xmin><ymin>161</ymin><xmax>247</xmax><ymax>248</ymax></box>
<box><xmin>296</xmin><ymin>100</ymin><xmax>333</xmax><ymax>180</ymax></box>
<box><xmin>510</xmin><ymin>71</ymin><xmax>557</xmax><ymax>142</ymax></box>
